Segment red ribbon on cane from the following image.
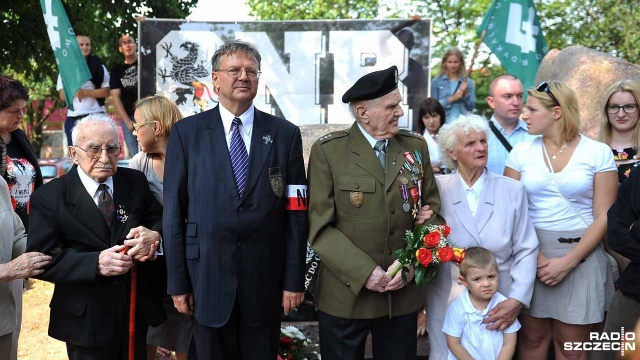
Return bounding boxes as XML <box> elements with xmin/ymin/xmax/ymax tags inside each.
<box><xmin>118</xmin><ymin>246</ymin><xmax>136</xmax><ymax>360</ymax></box>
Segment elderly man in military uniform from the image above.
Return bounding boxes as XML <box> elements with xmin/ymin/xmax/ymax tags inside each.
<box><xmin>308</xmin><ymin>66</ymin><xmax>444</xmax><ymax>359</ymax></box>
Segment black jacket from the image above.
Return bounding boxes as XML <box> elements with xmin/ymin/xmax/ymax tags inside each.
<box><xmin>608</xmin><ymin>166</ymin><xmax>640</xmax><ymax>298</ymax></box>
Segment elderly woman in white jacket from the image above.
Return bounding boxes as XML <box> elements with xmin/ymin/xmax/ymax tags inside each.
<box><xmin>423</xmin><ymin>115</ymin><xmax>539</xmax><ymax>360</ymax></box>
<box><xmin>0</xmin><ymin>176</ymin><xmax>50</xmax><ymax>357</ymax></box>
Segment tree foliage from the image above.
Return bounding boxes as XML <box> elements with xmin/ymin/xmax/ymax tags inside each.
<box><xmin>246</xmin><ymin>0</ymin><xmax>380</xmax><ymax>20</ymax></box>
<box><xmin>0</xmin><ymin>0</ymin><xmax>197</xmax><ymax>82</ymax></box>
<box><xmin>539</xmin><ymin>0</ymin><xmax>640</xmax><ymax>64</ymax></box>
<box><xmin>1</xmin><ymin>0</ymin><xmax>196</xmax><ymax>149</ymax></box>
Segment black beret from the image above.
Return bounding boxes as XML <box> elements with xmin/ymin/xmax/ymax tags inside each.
<box><xmin>342</xmin><ymin>66</ymin><xmax>399</xmax><ymax>103</ymax></box>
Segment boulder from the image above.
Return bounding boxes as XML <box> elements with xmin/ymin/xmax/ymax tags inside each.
<box><xmin>536</xmin><ymin>45</ymin><xmax>640</xmax><ymax>139</ymax></box>
<box><xmin>299</xmin><ymin>123</ymin><xmax>351</xmax><ymax>170</ymax></box>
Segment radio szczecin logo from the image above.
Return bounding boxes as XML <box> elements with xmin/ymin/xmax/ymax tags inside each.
<box><xmin>564</xmin><ymin>330</ymin><xmax>635</xmax><ymax>355</ymax></box>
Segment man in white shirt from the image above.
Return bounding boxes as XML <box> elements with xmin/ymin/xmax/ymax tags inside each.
<box><xmin>57</xmin><ymin>34</ymin><xmax>110</xmax><ymax>147</ymax></box>
<box><xmin>486</xmin><ymin>74</ymin><xmax>536</xmax><ymax>174</ymax></box>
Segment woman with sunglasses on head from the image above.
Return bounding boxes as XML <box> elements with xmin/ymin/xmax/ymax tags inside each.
<box><xmin>504</xmin><ymin>80</ymin><xmax>618</xmax><ymax>359</ymax></box>
<box><xmin>130</xmin><ymin>95</ymin><xmax>192</xmax><ymax>360</ymax></box>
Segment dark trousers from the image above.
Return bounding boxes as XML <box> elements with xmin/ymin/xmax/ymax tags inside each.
<box><xmin>64</xmin><ymin>115</ymin><xmax>88</xmax><ymax>146</ymax></box>
<box><xmin>66</xmin><ymin>307</ymin><xmax>148</xmax><ymax>360</ymax></box>
<box><xmin>190</xmin><ymin>298</ymin><xmax>279</xmax><ymax>360</ymax></box>
<box><xmin>318</xmin><ymin>310</ymin><xmax>418</xmax><ymax>360</ymax></box>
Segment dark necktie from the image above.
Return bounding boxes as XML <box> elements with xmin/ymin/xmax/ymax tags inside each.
<box><xmin>374</xmin><ymin>140</ymin><xmax>386</xmax><ymax>172</ymax></box>
<box><xmin>97</xmin><ymin>184</ymin><xmax>115</xmax><ymax>228</ymax></box>
<box><xmin>230</xmin><ymin>117</ymin><xmax>249</xmax><ymax>196</ymax></box>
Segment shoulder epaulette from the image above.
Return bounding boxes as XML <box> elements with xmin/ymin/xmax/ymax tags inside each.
<box><xmin>398</xmin><ymin>129</ymin><xmax>424</xmax><ymax>139</ymax></box>
<box><xmin>316</xmin><ymin>129</ymin><xmax>350</xmax><ymax>144</ymax></box>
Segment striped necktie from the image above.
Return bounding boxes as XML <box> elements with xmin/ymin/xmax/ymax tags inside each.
<box><xmin>230</xmin><ymin>117</ymin><xmax>249</xmax><ymax>196</ymax></box>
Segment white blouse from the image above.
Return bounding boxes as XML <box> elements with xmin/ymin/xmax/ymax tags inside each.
<box><xmin>505</xmin><ymin>135</ymin><xmax>616</xmax><ymax>231</ymax></box>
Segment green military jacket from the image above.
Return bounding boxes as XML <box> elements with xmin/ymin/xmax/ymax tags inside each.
<box><xmin>308</xmin><ymin>122</ymin><xmax>444</xmax><ymax>319</ymax></box>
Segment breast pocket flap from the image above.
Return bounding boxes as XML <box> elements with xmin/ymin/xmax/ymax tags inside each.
<box><xmin>338</xmin><ymin>174</ymin><xmax>376</xmax><ymax>193</ymax></box>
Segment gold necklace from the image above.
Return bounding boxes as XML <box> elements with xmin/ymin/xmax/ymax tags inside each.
<box><xmin>550</xmin><ymin>144</ymin><xmax>568</xmax><ymax>160</ymax></box>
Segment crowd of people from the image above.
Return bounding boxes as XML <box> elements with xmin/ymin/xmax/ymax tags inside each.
<box><xmin>0</xmin><ymin>35</ymin><xmax>639</xmax><ymax>360</ymax></box>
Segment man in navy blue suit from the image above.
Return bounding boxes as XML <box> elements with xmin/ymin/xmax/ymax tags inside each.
<box><xmin>163</xmin><ymin>40</ymin><xmax>308</xmax><ymax>359</ymax></box>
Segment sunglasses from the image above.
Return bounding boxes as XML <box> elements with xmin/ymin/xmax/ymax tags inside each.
<box><xmin>536</xmin><ymin>81</ymin><xmax>560</xmax><ymax>106</ymax></box>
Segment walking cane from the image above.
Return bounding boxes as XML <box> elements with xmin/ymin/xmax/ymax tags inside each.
<box><xmin>119</xmin><ymin>246</ymin><xmax>136</xmax><ymax>360</ymax></box>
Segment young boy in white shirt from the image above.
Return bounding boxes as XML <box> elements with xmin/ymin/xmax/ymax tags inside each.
<box><xmin>442</xmin><ymin>247</ymin><xmax>520</xmax><ymax>360</ymax></box>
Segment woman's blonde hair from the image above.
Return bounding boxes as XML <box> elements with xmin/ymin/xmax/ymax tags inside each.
<box><xmin>438</xmin><ymin>47</ymin><xmax>467</xmax><ymax>78</ymax></box>
<box><xmin>134</xmin><ymin>95</ymin><xmax>183</xmax><ymax>138</ymax></box>
<box><xmin>598</xmin><ymin>79</ymin><xmax>640</xmax><ymax>150</ymax></box>
<box><xmin>527</xmin><ymin>80</ymin><xmax>580</xmax><ymax>142</ymax></box>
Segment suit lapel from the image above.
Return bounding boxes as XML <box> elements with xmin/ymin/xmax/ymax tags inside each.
<box><xmin>474</xmin><ymin>171</ymin><xmax>495</xmax><ymax>235</ymax></box>
<box><xmin>205</xmin><ymin>107</ymin><xmax>240</xmax><ymax>201</ymax></box>
<box><xmin>350</xmin><ymin>124</ymin><xmax>385</xmax><ymax>186</ymax></box>
<box><xmin>242</xmin><ymin>109</ymin><xmax>275</xmax><ymax>202</ymax></box>
<box><xmin>65</xmin><ymin>167</ymin><xmax>111</xmax><ymax>245</ymax></box>
<box><xmin>385</xmin><ymin>136</ymin><xmax>404</xmax><ymax>191</ymax></box>
<box><xmin>450</xmin><ymin>175</ymin><xmax>481</xmax><ymax>245</ymax></box>
<box><xmin>111</xmin><ymin>172</ymin><xmax>133</xmax><ymax>246</ymax></box>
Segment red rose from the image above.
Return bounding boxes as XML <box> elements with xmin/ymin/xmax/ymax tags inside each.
<box><xmin>280</xmin><ymin>336</ymin><xmax>292</xmax><ymax>345</ymax></box>
<box><xmin>416</xmin><ymin>248</ymin><xmax>433</xmax><ymax>266</ymax></box>
<box><xmin>424</xmin><ymin>231</ymin><xmax>441</xmax><ymax>248</ymax></box>
<box><xmin>437</xmin><ymin>246</ymin><xmax>454</xmax><ymax>262</ymax></box>
<box><xmin>442</xmin><ymin>225</ymin><xmax>451</xmax><ymax>237</ymax></box>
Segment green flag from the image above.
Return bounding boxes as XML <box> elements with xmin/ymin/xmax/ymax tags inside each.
<box><xmin>41</xmin><ymin>0</ymin><xmax>91</xmax><ymax>111</ymax></box>
<box><xmin>478</xmin><ymin>0</ymin><xmax>548</xmax><ymax>91</ymax></box>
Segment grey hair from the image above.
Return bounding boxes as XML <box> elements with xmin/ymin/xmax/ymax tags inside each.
<box><xmin>348</xmin><ymin>98</ymin><xmax>381</xmax><ymax>120</ymax></box>
<box><xmin>438</xmin><ymin>114</ymin><xmax>490</xmax><ymax>170</ymax></box>
<box><xmin>211</xmin><ymin>40</ymin><xmax>261</xmax><ymax>70</ymax></box>
<box><xmin>71</xmin><ymin>113</ymin><xmax>120</xmax><ymax>146</ymax></box>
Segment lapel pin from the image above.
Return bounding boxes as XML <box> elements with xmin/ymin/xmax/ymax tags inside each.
<box><xmin>263</xmin><ymin>135</ymin><xmax>273</xmax><ymax>144</ymax></box>
<box><xmin>117</xmin><ymin>205</ymin><xmax>128</xmax><ymax>224</ymax></box>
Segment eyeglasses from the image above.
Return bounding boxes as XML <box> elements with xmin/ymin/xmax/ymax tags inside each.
<box><xmin>120</xmin><ymin>39</ymin><xmax>135</xmax><ymax>46</ymax></box>
<box><xmin>75</xmin><ymin>145</ymin><xmax>121</xmax><ymax>159</ymax></box>
<box><xmin>607</xmin><ymin>104</ymin><xmax>639</xmax><ymax>114</ymax></box>
<box><xmin>216</xmin><ymin>67</ymin><xmax>261</xmax><ymax>80</ymax></box>
<box><xmin>132</xmin><ymin>121</ymin><xmax>153</xmax><ymax>131</ymax></box>
<box><xmin>536</xmin><ymin>81</ymin><xmax>560</xmax><ymax>107</ymax></box>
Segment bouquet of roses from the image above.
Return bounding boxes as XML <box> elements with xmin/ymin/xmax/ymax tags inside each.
<box><xmin>278</xmin><ymin>325</ymin><xmax>320</xmax><ymax>360</ymax></box>
<box><xmin>389</xmin><ymin>224</ymin><xmax>465</xmax><ymax>285</ymax></box>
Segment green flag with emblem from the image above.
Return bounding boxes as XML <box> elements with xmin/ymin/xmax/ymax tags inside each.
<box><xmin>478</xmin><ymin>0</ymin><xmax>548</xmax><ymax>91</ymax></box>
<box><xmin>40</xmin><ymin>0</ymin><xmax>91</xmax><ymax>111</ymax></box>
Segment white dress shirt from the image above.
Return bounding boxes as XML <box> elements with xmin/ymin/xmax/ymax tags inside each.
<box><xmin>77</xmin><ymin>166</ymin><xmax>114</xmax><ymax>205</ymax></box>
<box><xmin>458</xmin><ymin>170</ymin><xmax>486</xmax><ymax>216</ymax></box>
<box><xmin>219</xmin><ymin>104</ymin><xmax>254</xmax><ymax>155</ymax></box>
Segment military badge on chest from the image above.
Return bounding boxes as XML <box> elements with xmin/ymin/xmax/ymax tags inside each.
<box><xmin>269</xmin><ymin>167</ymin><xmax>284</xmax><ymax>198</ymax></box>
<box><xmin>398</xmin><ymin>150</ymin><xmax>424</xmax><ymax>218</ymax></box>
<box><xmin>350</xmin><ymin>191</ymin><xmax>364</xmax><ymax>208</ymax></box>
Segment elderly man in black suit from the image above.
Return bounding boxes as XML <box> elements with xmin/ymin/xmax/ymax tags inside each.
<box><xmin>26</xmin><ymin>113</ymin><xmax>165</xmax><ymax>360</ymax></box>
<box><xmin>163</xmin><ymin>39</ymin><xmax>308</xmax><ymax>359</ymax></box>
